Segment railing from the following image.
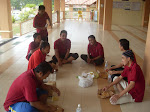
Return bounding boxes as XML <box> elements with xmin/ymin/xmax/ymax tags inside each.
<box><xmin>52</xmin><ymin>11</ymin><xmax>57</xmax><ymax>24</ymax></box>
<box><xmin>20</xmin><ymin>18</ymin><xmax>35</xmax><ymax>36</ymax></box>
<box><xmin>60</xmin><ymin>11</ymin><xmax>63</xmax><ymax>20</ymax></box>
<box><xmin>65</xmin><ymin>11</ymin><xmax>90</xmax><ymax>20</ymax></box>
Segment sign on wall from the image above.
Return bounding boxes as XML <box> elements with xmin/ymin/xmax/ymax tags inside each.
<box><xmin>113</xmin><ymin>2</ymin><xmax>141</xmax><ymax>11</ymax></box>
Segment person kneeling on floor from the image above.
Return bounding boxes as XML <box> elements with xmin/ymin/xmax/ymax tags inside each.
<box><xmin>81</xmin><ymin>35</ymin><xmax>104</xmax><ymax>66</ymax></box>
<box><xmin>4</xmin><ymin>62</ymin><xmax>60</xmax><ymax>112</ymax></box>
<box><xmin>102</xmin><ymin>50</ymin><xmax>145</xmax><ymax>105</ymax></box>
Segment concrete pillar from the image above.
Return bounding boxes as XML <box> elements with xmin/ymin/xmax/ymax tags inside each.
<box><xmin>103</xmin><ymin>0</ymin><xmax>113</xmax><ymax>30</ymax></box>
<box><xmin>98</xmin><ymin>0</ymin><xmax>104</xmax><ymax>24</ymax></box>
<box><xmin>142</xmin><ymin>0</ymin><xmax>150</xmax><ymax>27</ymax></box>
<box><xmin>69</xmin><ymin>5</ymin><xmax>73</xmax><ymax>19</ymax></box>
<box><xmin>0</xmin><ymin>0</ymin><xmax>13</xmax><ymax>38</ymax></box>
<box><xmin>61</xmin><ymin>0</ymin><xmax>65</xmax><ymax>19</ymax></box>
<box><xmin>143</xmin><ymin>15</ymin><xmax>150</xmax><ymax>86</ymax></box>
<box><xmin>43</xmin><ymin>0</ymin><xmax>52</xmax><ymax>28</ymax></box>
<box><xmin>96</xmin><ymin>0</ymin><xmax>99</xmax><ymax>9</ymax></box>
<box><xmin>54</xmin><ymin>0</ymin><xmax>60</xmax><ymax>23</ymax></box>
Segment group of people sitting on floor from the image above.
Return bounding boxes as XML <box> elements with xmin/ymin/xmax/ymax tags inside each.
<box><xmin>3</xmin><ymin>5</ymin><xmax>145</xmax><ymax>112</ymax></box>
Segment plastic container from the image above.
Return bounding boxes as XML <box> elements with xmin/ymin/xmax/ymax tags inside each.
<box><xmin>76</xmin><ymin>104</ymin><xmax>81</xmax><ymax>112</ymax></box>
<box><xmin>53</xmin><ymin>70</ymin><xmax>56</xmax><ymax>82</ymax></box>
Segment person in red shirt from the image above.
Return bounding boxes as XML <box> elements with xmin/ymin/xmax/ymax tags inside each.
<box><xmin>105</xmin><ymin>39</ymin><xmax>136</xmax><ymax>82</ymax></box>
<box><xmin>28</xmin><ymin>41</ymin><xmax>57</xmax><ymax>71</ymax></box>
<box><xmin>28</xmin><ymin>41</ymin><xmax>50</xmax><ymax>70</ymax></box>
<box><xmin>81</xmin><ymin>35</ymin><xmax>104</xmax><ymax>66</ymax></box>
<box><xmin>4</xmin><ymin>62</ymin><xmax>61</xmax><ymax>112</ymax></box>
<box><xmin>33</xmin><ymin>5</ymin><xmax>51</xmax><ymax>42</ymax></box>
<box><xmin>102</xmin><ymin>50</ymin><xmax>145</xmax><ymax>105</ymax></box>
<box><xmin>52</xmin><ymin>30</ymin><xmax>79</xmax><ymax>66</ymax></box>
<box><xmin>26</xmin><ymin>33</ymin><xmax>42</xmax><ymax>61</ymax></box>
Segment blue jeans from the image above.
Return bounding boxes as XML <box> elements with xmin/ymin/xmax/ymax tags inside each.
<box><xmin>7</xmin><ymin>88</ymin><xmax>48</xmax><ymax>112</ymax></box>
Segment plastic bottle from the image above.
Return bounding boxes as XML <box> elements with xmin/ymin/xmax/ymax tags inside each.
<box><xmin>53</xmin><ymin>70</ymin><xmax>56</xmax><ymax>82</ymax></box>
<box><xmin>108</xmin><ymin>74</ymin><xmax>111</xmax><ymax>83</ymax></box>
<box><xmin>104</xmin><ymin>61</ymin><xmax>108</xmax><ymax>70</ymax></box>
<box><xmin>76</xmin><ymin>104</ymin><xmax>81</xmax><ymax>112</ymax></box>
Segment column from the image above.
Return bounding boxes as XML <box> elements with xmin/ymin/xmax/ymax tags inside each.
<box><xmin>142</xmin><ymin>0</ymin><xmax>150</xmax><ymax>27</ymax></box>
<box><xmin>103</xmin><ymin>0</ymin><xmax>113</xmax><ymax>30</ymax></box>
<box><xmin>98</xmin><ymin>0</ymin><xmax>104</xmax><ymax>24</ymax></box>
<box><xmin>54</xmin><ymin>0</ymin><xmax>60</xmax><ymax>23</ymax></box>
<box><xmin>143</xmin><ymin>15</ymin><xmax>150</xmax><ymax>86</ymax></box>
<box><xmin>0</xmin><ymin>0</ymin><xmax>13</xmax><ymax>38</ymax></box>
<box><xmin>43</xmin><ymin>0</ymin><xmax>52</xmax><ymax>28</ymax></box>
<box><xmin>61</xmin><ymin>0</ymin><xmax>65</xmax><ymax>20</ymax></box>
<box><xmin>86</xmin><ymin>5</ymin><xmax>90</xmax><ymax>20</ymax></box>
<box><xmin>69</xmin><ymin>5</ymin><xmax>73</xmax><ymax>19</ymax></box>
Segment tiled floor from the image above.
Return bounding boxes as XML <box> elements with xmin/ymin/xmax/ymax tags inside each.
<box><xmin>0</xmin><ymin>20</ymin><xmax>149</xmax><ymax>112</ymax></box>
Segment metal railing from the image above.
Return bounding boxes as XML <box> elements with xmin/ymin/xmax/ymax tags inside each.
<box><xmin>65</xmin><ymin>11</ymin><xmax>90</xmax><ymax>20</ymax></box>
<box><xmin>20</xmin><ymin>18</ymin><xmax>35</xmax><ymax>36</ymax></box>
<box><xmin>52</xmin><ymin>11</ymin><xmax>57</xmax><ymax>24</ymax></box>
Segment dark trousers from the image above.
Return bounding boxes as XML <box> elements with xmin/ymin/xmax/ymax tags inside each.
<box><xmin>80</xmin><ymin>54</ymin><xmax>104</xmax><ymax>66</ymax></box>
<box><xmin>110</xmin><ymin>65</ymin><xmax>128</xmax><ymax>82</ymax></box>
<box><xmin>52</xmin><ymin>53</ymin><xmax>79</xmax><ymax>64</ymax></box>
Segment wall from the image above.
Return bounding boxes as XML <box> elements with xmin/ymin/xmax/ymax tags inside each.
<box><xmin>112</xmin><ymin>0</ymin><xmax>144</xmax><ymax>26</ymax></box>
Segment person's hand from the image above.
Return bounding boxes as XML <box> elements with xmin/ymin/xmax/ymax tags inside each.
<box><xmin>105</xmin><ymin>68</ymin><xmax>110</xmax><ymax>72</ymax></box>
<box><xmin>110</xmin><ymin>94</ymin><xmax>120</xmax><ymax>104</ymax></box>
<box><xmin>108</xmin><ymin>71</ymin><xmax>115</xmax><ymax>75</ymax></box>
<box><xmin>47</xmin><ymin>104</ymin><xmax>57</xmax><ymax>112</ymax></box>
<box><xmin>87</xmin><ymin>58</ymin><xmax>91</xmax><ymax>63</ymax></box>
<box><xmin>103</xmin><ymin>86</ymin><xmax>109</xmax><ymax>91</ymax></box>
<box><xmin>52</xmin><ymin>86</ymin><xmax>61</xmax><ymax>96</ymax></box>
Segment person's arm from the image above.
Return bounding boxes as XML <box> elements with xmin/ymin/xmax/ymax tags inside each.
<box><xmin>110</xmin><ymin>62</ymin><xmax>124</xmax><ymax>70</ymax></box>
<box><xmin>108</xmin><ymin>70</ymin><xmax>123</xmax><ymax>75</ymax></box>
<box><xmin>106</xmin><ymin>62</ymin><xmax>124</xmax><ymax>72</ymax></box>
<box><xmin>64</xmin><ymin>49</ymin><xmax>70</xmax><ymax>60</ymax></box>
<box><xmin>55</xmin><ymin>49</ymin><xmax>62</xmax><ymax>66</ymax></box>
<box><xmin>103</xmin><ymin>75</ymin><xmax>123</xmax><ymax>91</ymax></box>
<box><xmin>47</xmin><ymin>18</ymin><xmax>51</xmax><ymax>26</ymax></box>
<box><xmin>30</xmin><ymin>101</ymin><xmax>56</xmax><ymax>112</ymax></box>
<box><xmin>40</xmin><ymin>83</ymin><xmax>60</xmax><ymax>96</ymax></box>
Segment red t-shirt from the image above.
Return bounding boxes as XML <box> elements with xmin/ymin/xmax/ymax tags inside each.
<box><xmin>54</xmin><ymin>39</ymin><xmax>71</xmax><ymax>56</ymax></box>
<box><xmin>28</xmin><ymin>49</ymin><xmax>46</xmax><ymax>70</ymax></box>
<box><xmin>33</xmin><ymin>12</ymin><xmax>49</xmax><ymax>38</ymax></box>
<box><xmin>4</xmin><ymin>69</ymin><xmax>42</xmax><ymax>111</ymax></box>
<box><xmin>26</xmin><ymin>41</ymin><xmax>40</xmax><ymax>60</ymax></box>
<box><xmin>121</xmin><ymin>62</ymin><xmax>145</xmax><ymax>102</ymax></box>
<box><xmin>88</xmin><ymin>42</ymin><xmax>104</xmax><ymax>58</ymax></box>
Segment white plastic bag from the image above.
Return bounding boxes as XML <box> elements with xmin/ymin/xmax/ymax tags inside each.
<box><xmin>78</xmin><ymin>72</ymin><xmax>94</xmax><ymax>88</ymax></box>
